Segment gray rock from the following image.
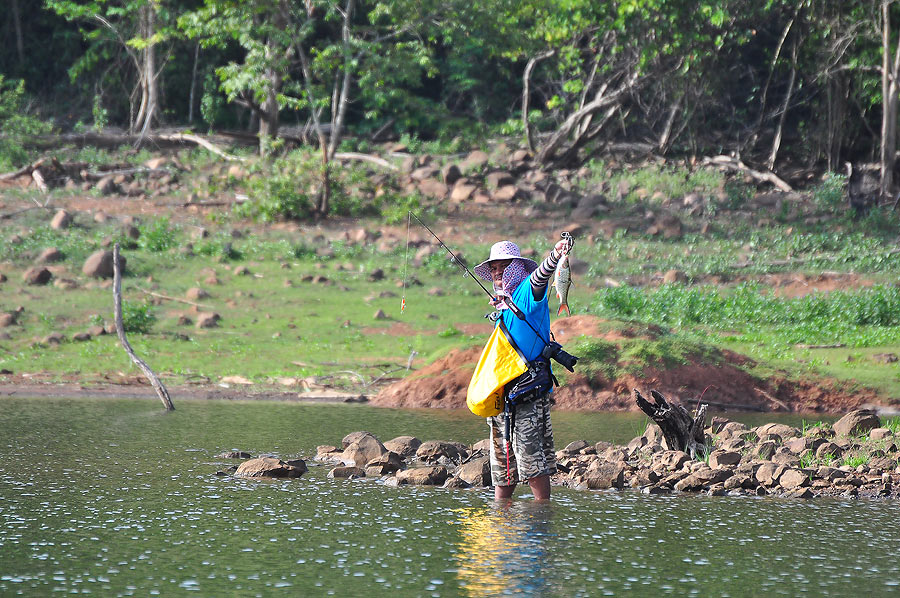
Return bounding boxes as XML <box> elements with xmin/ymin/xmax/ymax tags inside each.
<box><xmin>196</xmin><ymin>312</ymin><xmax>221</xmax><ymax>328</ymax></box>
<box><xmin>416</xmin><ymin>440</ymin><xmax>465</xmax><ymax>463</ymax></box>
<box><xmin>778</xmin><ymin>468</ymin><xmax>810</xmax><ymax>489</ymax></box>
<box><xmin>23</xmin><ymin>267</ymin><xmax>51</xmax><ymax>285</ymax></box>
<box><xmin>441</xmin><ymin>476</ymin><xmax>471</xmax><ymax>489</ymax></box>
<box><xmin>216</xmin><ymin>451</ymin><xmax>252</xmax><ymax>459</ymax></box>
<box><xmin>651</xmin><ymin>450</ymin><xmax>690</xmax><ymax>472</ymax></box>
<box><xmin>708</xmin><ymin>450</ymin><xmax>741</xmax><ymax>468</ymax></box>
<box><xmin>36</xmin><ymin>247</ymin><xmax>63</xmax><ymax>264</ymax></box>
<box><xmin>341</xmin><ymin>434</ymin><xmax>387</xmax><ymax>467</ymax></box>
<box><xmin>396</xmin><ymin>466</ymin><xmax>449</xmax><ymax>486</ymax></box>
<box><xmin>364</xmin><ymin>451</ymin><xmax>403</xmax><ymax>475</ymax></box>
<box><xmin>584</xmin><ymin>461</ymin><xmax>626</xmax><ymax>489</ymax></box>
<box><xmin>235</xmin><ymin>457</ymin><xmax>306</xmax><ymax>478</ymax></box>
<box><xmin>833</xmin><ymin>409</ymin><xmax>880</xmax><ymax>438</ymax></box>
<box><xmin>82</xmin><ymin>250</ymin><xmax>125</xmax><ymax>279</ymax></box>
<box><xmin>50</xmin><ymin>210</ymin><xmax>72</xmax><ymax>230</ymax></box>
<box><xmin>329</xmin><ymin>466</ymin><xmax>366</xmax><ymax>479</ymax></box>
<box><xmin>456</xmin><ymin>457</ymin><xmax>490</xmax><ymax>486</ymax></box>
<box><xmin>383</xmin><ymin>436</ymin><xmax>422</xmax><ymax>458</ymax></box>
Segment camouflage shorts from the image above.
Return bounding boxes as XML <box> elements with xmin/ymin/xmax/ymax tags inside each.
<box><xmin>488</xmin><ymin>393</ymin><xmax>556</xmax><ymax>487</ymax></box>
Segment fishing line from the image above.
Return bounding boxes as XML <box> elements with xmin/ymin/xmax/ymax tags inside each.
<box><xmin>401</xmin><ymin>210</ymin><xmax>410</xmax><ymax>314</ymax></box>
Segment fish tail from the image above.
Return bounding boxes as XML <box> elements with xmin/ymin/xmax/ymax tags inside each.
<box><xmin>557</xmin><ymin>303</ymin><xmax>570</xmax><ymax>317</ymax></box>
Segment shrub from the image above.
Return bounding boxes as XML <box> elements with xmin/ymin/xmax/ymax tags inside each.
<box><xmin>0</xmin><ymin>76</ymin><xmax>52</xmax><ymax>170</ymax></box>
<box><xmin>120</xmin><ymin>301</ymin><xmax>156</xmax><ymax>334</ymax></box>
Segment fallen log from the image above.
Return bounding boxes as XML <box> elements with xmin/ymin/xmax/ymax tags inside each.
<box><xmin>113</xmin><ymin>243</ymin><xmax>175</xmax><ymax>412</ymax></box>
<box><xmin>702</xmin><ymin>155</ymin><xmax>793</xmax><ymax>192</ymax></box>
<box><xmin>633</xmin><ymin>388</ymin><xmax>707</xmax><ymax>458</ymax></box>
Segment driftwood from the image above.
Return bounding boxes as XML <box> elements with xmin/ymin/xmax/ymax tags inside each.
<box><xmin>634</xmin><ymin>388</ymin><xmax>707</xmax><ymax>458</ymax></box>
<box><xmin>113</xmin><ymin>243</ymin><xmax>175</xmax><ymax>411</ymax></box>
<box><xmin>702</xmin><ymin>155</ymin><xmax>793</xmax><ymax>192</ymax></box>
<box><xmin>79</xmin><ymin>166</ymin><xmax>169</xmax><ymax>181</ymax></box>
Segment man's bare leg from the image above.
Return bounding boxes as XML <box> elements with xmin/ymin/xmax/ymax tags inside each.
<box><xmin>494</xmin><ymin>484</ymin><xmax>516</xmax><ymax>500</ymax></box>
<box><xmin>528</xmin><ymin>475</ymin><xmax>551</xmax><ymax>500</ymax></box>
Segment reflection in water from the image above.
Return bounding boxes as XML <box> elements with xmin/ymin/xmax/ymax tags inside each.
<box><xmin>455</xmin><ymin>502</ymin><xmax>556</xmax><ymax>596</ymax></box>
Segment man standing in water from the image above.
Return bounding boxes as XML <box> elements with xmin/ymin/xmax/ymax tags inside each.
<box><xmin>473</xmin><ymin>237</ymin><xmax>573</xmax><ymax>500</ymax></box>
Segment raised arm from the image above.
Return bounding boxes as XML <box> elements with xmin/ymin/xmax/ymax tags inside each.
<box><xmin>530</xmin><ymin>238</ymin><xmax>573</xmax><ymax>301</ymax></box>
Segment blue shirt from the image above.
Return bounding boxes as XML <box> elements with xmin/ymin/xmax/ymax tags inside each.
<box><xmin>499</xmin><ymin>278</ymin><xmax>551</xmax><ymax>362</ymax></box>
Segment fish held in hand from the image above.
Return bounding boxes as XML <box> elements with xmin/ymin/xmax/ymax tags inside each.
<box><xmin>553</xmin><ymin>254</ymin><xmax>573</xmax><ymax>316</ymax></box>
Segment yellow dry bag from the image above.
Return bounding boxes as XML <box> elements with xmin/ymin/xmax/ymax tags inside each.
<box><xmin>466</xmin><ymin>320</ymin><xmax>528</xmax><ymax>417</ymax></box>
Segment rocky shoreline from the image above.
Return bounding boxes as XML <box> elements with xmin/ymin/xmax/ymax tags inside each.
<box><xmin>221</xmin><ymin>408</ymin><xmax>900</xmax><ymax>500</ymax></box>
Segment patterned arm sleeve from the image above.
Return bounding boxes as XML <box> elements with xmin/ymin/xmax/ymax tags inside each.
<box><xmin>530</xmin><ymin>249</ymin><xmax>561</xmax><ymax>300</ymax></box>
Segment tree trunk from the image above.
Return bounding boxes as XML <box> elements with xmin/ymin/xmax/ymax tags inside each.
<box><xmin>766</xmin><ymin>38</ymin><xmax>799</xmax><ymax>170</ymax></box>
<box><xmin>136</xmin><ymin>2</ymin><xmax>159</xmax><ymax>137</ymax></box>
<box><xmin>113</xmin><ymin>243</ymin><xmax>174</xmax><ymax>412</ymax></box>
<box><xmin>633</xmin><ymin>388</ymin><xmax>707</xmax><ymax>459</ymax></box>
<box><xmin>880</xmin><ymin>0</ymin><xmax>900</xmax><ymax>197</ymax></box>
<box><xmin>325</xmin><ymin>0</ymin><xmax>355</xmax><ymax>162</ymax></box>
<box><xmin>11</xmin><ymin>0</ymin><xmax>24</xmax><ymax>67</ymax></box>
<box><xmin>188</xmin><ymin>43</ymin><xmax>200</xmax><ymax>123</ymax></box>
<box><xmin>522</xmin><ymin>50</ymin><xmax>555</xmax><ymax>152</ymax></box>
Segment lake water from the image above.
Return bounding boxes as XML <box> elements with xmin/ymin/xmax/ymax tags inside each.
<box><xmin>3</xmin><ymin>397</ymin><xmax>900</xmax><ymax>597</ymax></box>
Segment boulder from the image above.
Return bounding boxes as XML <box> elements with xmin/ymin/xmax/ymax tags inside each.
<box><xmin>36</xmin><ymin>247</ymin><xmax>63</xmax><ymax>264</ymax></box>
<box><xmin>708</xmin><ymin>450</ymin><xmax>741</xmax><ymax>469</ymax></box>
<box><xmin>50</xmin><ymin>210</ymin><xmax>72</xmax><ymax>230</ymax></box>
<box><xmin>328</xmin><ymin>466</ymin><xmax>366</xmax><ymax>479</ymax></box>
<box><xmin>82</xmin><ymin>250</ymin><xmax>125</xmax><ymax>279</ymax></box>
<box><xmin>196</xmin><ymin>312</ymin><xmax>221</xmax><ymax>328</ymax></box>
<box><xmin>186</xmin><ymin>287</ymin><xmax>210</xmax><ymax>300</ymax></box>
<box><xmin>442</xmin><ymin>476</ymin><xmax>471</xmax><ymax>489</ymax></box>
<box><xmin>396</xmin><ymin>466</ymin><xmax>449</xmax><ymax>486</ymax></box>
<box><xmin>450</xmin><ymin>183</ymin><xmax>477</xmax><ymax>202</ymax></box>
<box><xmin>235</xmin><ymin>457</ymin><xmax>307</xmax><ymax>478</ymax></box>
<box><xmin>383</xmin><ymin>436</ymin><xmax>422</xmax><ymax>458</ymax></box>
<box><xmin>563</xmin><ymin>440</ymin><xmax>591</xmax><ymax>454</ymax></box>
<box><xmin>756</xmin><ymin>440</ymin><xmax>777</xmax><ymax>460</ymax></box>
<box><xmin>755</xmin><ymin>462</ymin><xmax>783</xmax><ymax>486</ymax></box>
<box><xmin>341</xmin><ymin>433</ymin><xmax>387</xmax><ymax>467</ymax></box>
<box><xmin>364</xmin><ymin>451</ymin><xmax>403</xmax><ymax>476</ymax></box>
<box><xmin>456</xmin><ymin>458</ymin><xmax>490</xmax><ymax>486</ymax></box>
<box><xmin>663</xmin><ymin>269</ymin><xmax>688</xmax><ymax>284</ymax></box>
<box><xmin>216</xmin><ymin>451</ymin><xmax>252</xmax><ymax>459</ymax></box>
<box><xmin>461</xmin><ymin>150</ymin><xmax>489</xmax><ymax>171</ymax></box>
<box><xmin>584</xmin><ymin>461</ymin><xmax>626</xmax><ymax>489</ymax></box>
<box><xmin>754</xmin><ymin>423</ymin><xmax>800</xmax><ymax>439</ymax></box>
<box><xmin>778</xmin><ymin>468</ymin><xmax>809</xmax><ymax>489</ymax></box>
<box><xmin>23</xmin><ymin>267</ymin><xmax>51</xmax><ymax>285</ymax></box>
<box><xmin>833</xmin><ymin>409</ymin><xmax>880</xmax><ymax>438</ymax></box>
<box><xmin>416</xmin><ymin>440</ymin><xmax>465</xmax><ymax>463</ymax></box>
<box><xmin>441</xmin><ymin>164</ymin><xmax>462</xmax><ymax>186</ymax></box>
<box><xmin>418</xmin><ymin>178</ymin><xmax>448</xmax><ymax>199</ymax></box>
<box><xmin>651</xmin><ymin>450</ymin><xmax>690</xmax><ymax>472</ymax></box>
<box><xmin>485</xmin><ymin>170</ymin><xmax>515</xmax><ymax>189</ymax></box>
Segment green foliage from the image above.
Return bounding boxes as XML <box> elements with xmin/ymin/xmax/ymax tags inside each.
<box><xmin>138</xmin><ymin>218</ymin><xmax>178</xmax><ymax>252</ymax></box>
<box><xmin>592</xmin><ymin>282</ymin><xmax>900</xmax><ymax>348</ymax></box>
<box><xmin>0</xmin><ymin>76</ymin><xmax>51</xmax><ymax>169</ymax></box>
<box><xmin>812</xmin><ymin>172</ymin><xmax>848</xmax><ymax>213</ymax></box>
<box><xmin>840</xmin><ymin>454</ymin><xmax>869</xmax><ymax>469</ymax></box>
<box><xmin>437</xmin><ymin>325</ymin><xmax>461</xmax><ymax>338</ymax></box>
<box><xmin>120</xmin><ymin>300</ymin><xmax>156</xmax><ymax>334</ymax></box>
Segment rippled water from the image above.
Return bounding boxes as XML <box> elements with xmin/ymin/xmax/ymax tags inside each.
<box><xmin>2</xmin><ymin>398</ymin><xmax>899</xmax><ymax>597</ymax></box>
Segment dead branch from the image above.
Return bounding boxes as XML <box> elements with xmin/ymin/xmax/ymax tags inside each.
<box><xmin>154</xmin><ymin>133</ymin><xmax>247</xmax><ymax>162</ymax></box>
<box><xmin>702</xmin><ymin>155</ymin><xmax>793</xmax><ymax>192</ymax></box>
<box><xmin>135</xmin><ymin>287</ymin><xmax>212</xmax><ymax>310</ymax></box>
<box><xmin>755</xmin><ymin>387</ymin><xmax>790</xmax><ymax>411</ymax></box>
<box><xmin>633</xmin><ymin>388</ymin><xmax>707</xmax><ymax>458</ymax></box>
<box><xmin>333</xmin><ymin>152</ymin><xmax>398</xmax><ymax>171</ymax></box>
<box><xmin>79</xmin><ymin>167</ymin><xmax>170</xmax><ymax>181</ymax></box>
<box><xmin>113</xmin><ymin>243</ymin><xmax>175</xmax><ymax>411</ymax></box>
<box><xmin>31</xmin><ymin>169</ymin><xmax>48</xmax><ymax>193</ymax></box>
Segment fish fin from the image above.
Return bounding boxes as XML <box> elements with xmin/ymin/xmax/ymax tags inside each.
<box><xmin>557</xmin><ymin>303</ymin><xmax>570</xmax><ymax>317</ymax></box>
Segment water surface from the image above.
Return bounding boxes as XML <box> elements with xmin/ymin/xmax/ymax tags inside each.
<box><xmin>2</xmin><ymin>398</ymin><xmax>898</xmax><ymax>597</ymax></box>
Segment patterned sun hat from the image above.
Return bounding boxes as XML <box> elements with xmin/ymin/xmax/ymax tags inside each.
<box><xmin>474</xmin><ymin>241</ymin><xmax>538</xmax><ymax>281</ymax></box>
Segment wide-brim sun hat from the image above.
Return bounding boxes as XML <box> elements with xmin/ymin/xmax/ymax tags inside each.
<box><xmin>474</xmin><ymin>240</ymin><xmax>538</xmax><ymax>281</ymax></box>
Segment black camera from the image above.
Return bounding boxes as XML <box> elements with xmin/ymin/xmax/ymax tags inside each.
<box><xmin>542</xmin><ymin>341</ymin><xmax>578</xmax><ymax>372</ymax></box>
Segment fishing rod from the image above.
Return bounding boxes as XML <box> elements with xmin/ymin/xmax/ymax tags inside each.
<box><xmin>408</xmin><ymin>211</ymin><xmax>497</xmax><ymax>302</ymax></box>
<box><xmin>406</xmin><ymin>211</ymin><xmax>578</xmax><ymax>371</ymax></box>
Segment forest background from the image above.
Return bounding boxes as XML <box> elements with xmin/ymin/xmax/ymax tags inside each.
<box><xmin>3</xmin><ymin>0</ymin><xmax>900</xmax><ymax>196</ymax></box>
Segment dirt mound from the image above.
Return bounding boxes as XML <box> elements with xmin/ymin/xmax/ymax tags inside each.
<box><xmin>370</xmin><ymin>346</ymin><xmax>481</xmax><ymax>409</ymax></box>
<box><xmin>374</xmin><ymin>333</ymin><xmax>886</xmax><ymax>413</ymax></box>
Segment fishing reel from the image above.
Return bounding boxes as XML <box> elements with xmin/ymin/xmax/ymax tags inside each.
<box><xmin>542</xmin><ymin>341</ymin><xmax>578</xmax><ymax>372</ymax></box>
